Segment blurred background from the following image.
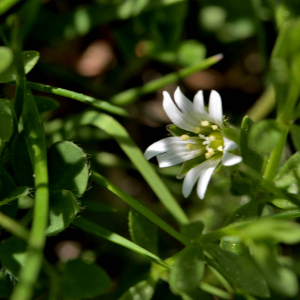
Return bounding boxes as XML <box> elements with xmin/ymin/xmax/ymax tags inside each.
<box><xmin>2</xmin><ymin>0</ymin><xmax>279</xmax><ymax>298</ymax></box>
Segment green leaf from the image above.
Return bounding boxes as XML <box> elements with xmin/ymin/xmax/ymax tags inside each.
<box><xmin>0</xmin><ymin>99</ymin><xmax>13</xmax><ymax>149</ymax></box>
<box><xmin>290</xmin><ymin>124</ymin><xmax>300</xmax><ymax>151</ymax></box>
<box><xmin>58</xmin><ymin>259</ymin><xmax>111</xmax><ymax>298</ymax></box>
<box><xmin>205</xmin><ymin>244</ymin><xmax>270</xmax><ymax>298</ymax></box>
<box><xmin>275</xmin><ymin>151</ymin><xmax>300</xmax><ymax>194</ymax></box>
<box><xmin>170</xmin><ymin>245</ymin><xmax>205</xmax><ymax>293</ymax></box>
<box><xmin>34</xmin><ymin>96</ymin><xmax>59</xmax><ymax>114</ymax></box>
<box><xmin>251</xmin><ymin>242</ymin><xmax>298</xmax><ymax>297</ymax></box>
<box><xmin>118</xmin><ymin>278</ymin><xmax>156</xmax><ymax>300</ymax></box>
<box><xmin>0</xmin><ymin>47</ymin><xmax>13</xmax><ymax>74</ymax></box>
<box><xmin>129</xmin><ymin>208</ymin><xmax>158</xmax><ymax>255</ymax></box>
<box><xmin>46</xmin><ymin>190</ymin><xmax>80</xmax><ymax>236</ymax></box>
<box><xmin>240</xmin><ymin>116</ymin><xmax>263</xmax><ymax>171</ymax></box>
<box><xmin>248</xmin><ymin>119</ymin><xmax>284</xmax><ymax>154</ymax></box>
<box><xmin>0</xmin><ymin>51</ymin><xmax>40</xmax><ymax>83</ymax></box>
<box><xmin>12</xmin><ymin>131</ymin><xmax>34</xmax><ymax>187</ymax></box>
<box><xmin>180</xmin><ymin>221</ymin><xmax>204</xmax><ymax>241</ymax></box>
<box><xmin>48</xmin><ymin>141</ymin><xmax>88</xmax><ymax>196</ymax></box>
<box><xmin>0</xmin><ymin>236</ymin><xmax>27</xmax><ymax>278</ymax></box>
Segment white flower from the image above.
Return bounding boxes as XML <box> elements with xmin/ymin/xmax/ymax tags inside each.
<box><xmin>144</xmin><ymin>87</ymin><xmax>242</xmax><ymax>199</ymax></box>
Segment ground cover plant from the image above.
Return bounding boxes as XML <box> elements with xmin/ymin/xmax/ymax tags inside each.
<box><xmin>1</xmin><ymin>0</ymin><xmax>300</xmax><ymax>299</ymax></box>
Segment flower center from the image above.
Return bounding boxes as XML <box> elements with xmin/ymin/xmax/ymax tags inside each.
<box><xmin>180</xmin><ymin>120</ymin><xmax>224</xmax><ymax>159</ymax></box>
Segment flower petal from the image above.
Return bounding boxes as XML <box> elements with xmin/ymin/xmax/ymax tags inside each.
<box><xmin>193</xmin><ymin>90</ymin><xmax>209</xmax><ymax>120</ymax></box>
<box><xmin>208</xmin><ymin>90</ymin><xmax>223</xmax><ymax>128</ymax></box>
<box><xmin>163</xmin><ymin>91</ymin><xmax>197</xmax><ymax>131</ymax></box>
<box><xmin>157</xmin><ymin>147</ymin><xmax>202</xmax><ymax>168</ymax></box>
<box><xmin>182</xmin><ymin>158</ymin><xmax>220</xmax><ymax>198</ymax></box>
<box><xmin>196</xmin><ymin>159</ymin><xmax>220</xmax><ymax>199</ymax></box>
<box><xmin>223</xmin><ymin>137</ymin><xmax>238</xmax><ymax>152</ymax></box>
<box><xmin>174</xmin><ymin>87</ymin><xmax>199</xmax><ymax>125</ymax></box>
<box><xmin>222</xmin><ymin>152</ymin><xmax>242</xmax><ymax>166</ymax></box>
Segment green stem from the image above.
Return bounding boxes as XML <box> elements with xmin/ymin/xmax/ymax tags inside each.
<box><xmin>0</xmin><ymin>212</ymin><xmax>29</xmax><ymax>240</ymax></box>
<box><xmin>11</xmin><ymin>89</ymin><xmax>49</xmax><ymax>300</ymax></box>
<box><xmin>73</xmin><ymin>217</ymin><xmax>170</xmax><ymax>268</ymax></box>
<box><xmin>92</xmin><ymin>172</ymin><xmax>190</xmax><ymax>246</ymax></box>
<box><xmin>263</xmin><ymin>127</ymin><xmax>288</xmax><ymax>180</ymax></box>
<box><xmin>199</xmin><ymin>282</ymin><xmax>232</xmax><ymax>299</ymax></box>
<box><xmin>110</xmin><ymin>54</ymin><xmax>223</xmax><ymax>106</ymax></box>
<box><xmin>26</xmin><ymin>81</ymin><xmax>128</xmax><ymax>117</ymax></box>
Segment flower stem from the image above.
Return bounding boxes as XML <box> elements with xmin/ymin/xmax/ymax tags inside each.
<box><xmin>11</xmin><ymin>89</ymin><xmax>49</xmax><ymax>300</ymax></box>
<box><xmin>26</xmin><ymin>81</ymin><xmax>129</xmax><ymax>117</ymax></box>
<box><xmin>110</xmin><ymin>54</ymin><xmax>223</xmax><ymax>106</ymax></box>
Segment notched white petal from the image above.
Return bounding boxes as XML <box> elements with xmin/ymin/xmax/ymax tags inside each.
<box><xmin>193</xmin><ymin>90</ymin><xmax>209</xmax><ymax>119</ymax></box>
<box><xmin>163</xmin><ymin>91</ymin><xmax>195</xmax><ymax>131</ymax></box>
<box><xmin>182</xmin><ymin>159</ymin><xmax>220</xmax><ymax>198</ymax></box>
<box><xmin>208</xmin><ymin>90</ymin><xmax>223</xmax><ymax>128</ymax></box>
<box><xmin>223</xmin><ymin>137</ymin><xmax>238</xmax><ymax>152</ymax></box>
<box><xmin>222</xmin><ymin>152</ymin><xmax>242</xmax><ymax>166</ymax></box>
<box><xmin>196</xmin><ymin>159</ymin><xmax>220</xmax><ymax>199</ymax></box>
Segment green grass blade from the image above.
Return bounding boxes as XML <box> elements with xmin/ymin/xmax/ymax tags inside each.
<box><xmin>26</xmin><ymin>81</ymin><xmax>128</xmax><ymax>117</ymax></box>
<box><xmin>110</xmin><ymin>54</ymin><xmax>223</xmax><ymax>106</ymax></box>
<box><xmin>65</xmin><ymin>110</ymin><xmax>189</xmax><ymax>225</ymax></box>
<box><xmin>73</xmin><ymin>217</ymin><xmax>169</xmax><ymax>268</ymax></box>
<box><xmin>92</xmin><ymin>172</ymin><xmax>190</xmax><ymax>246</ymax></box>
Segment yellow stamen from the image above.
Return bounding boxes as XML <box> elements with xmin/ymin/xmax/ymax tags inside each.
<box><xmin>212</xmin><ymin>125</ymin><xmax>218</xmax><ymax>130</ymax></box>
<box><xmin>186</xmin><ymin>143</ymin><xmax>195</xmax><ymax>150</ymax></box>
<box><xmin>208</xmin><ymin>148</ymin><xmax>215</xmax><ymax>155</ymax></box>
<box><xmin>209</xmin><ymin>136</ymin><xmax>216</xmax><ymax>142</ymax></box>
<box><xmin>205</xmin><ymin>152</ymin><xmax>211</xmax><ymax>159</ymax></box>
<box><xmin>194</xmin><ymin>126</ymin><xmax>201</xmax><ymax>134</ymax></box>
<box><xmin>217</xmin><ymin>146</ymin><xmax>223</xmax><ymax>152</ymax></box>
<box><xmin>200</xmin><ymin>120</ymin><xmax>209</xmax><ymax>126</ymax></box>
<box><xmin>181</xmin><ymin>134</ymin><xmax>189</xmax><ymax>141</ymax></box>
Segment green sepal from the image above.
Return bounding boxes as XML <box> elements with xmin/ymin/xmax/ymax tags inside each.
<box><xmin>167</xmin><ymin>124</ymin><xmax>195</xmax><ymax>137</ymax></box>
<box><xmin>176</xmin><ymin>155</ymin><xmax>206</xmax><ymax>179</ymax></box>
<box><xmin>222</xmin><ymin>127</ymin><xmax>239</xmax><ymax>144</ymax></box>
<box><xmin>0</xmin><ymin>51</ymin><xmax>40</xmax><ymax>83</ymax></box>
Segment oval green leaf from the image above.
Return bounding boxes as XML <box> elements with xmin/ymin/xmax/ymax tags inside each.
<box><xmin>46</xmin><ymin>190</ymin><xmax>80</xmax><ymax>236</ymax></box>
<box><xmin>58</xmin><ymin>259</ymin><xmax>111</xmax><ymax>298</ymax></box>
<box><xmin>48</xmin><ymin>141</ymin><xmax>88</xmax><ymax>196</ymax></box>
<box><xmin>170</xmin><ymin>245</ymin><xmax>205</xmax><ymax>294</ymax></box>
